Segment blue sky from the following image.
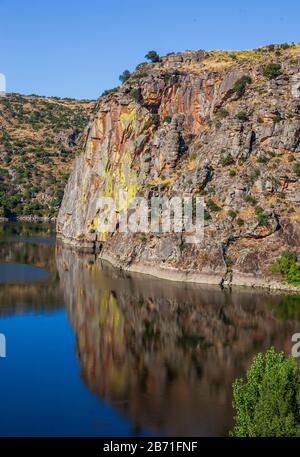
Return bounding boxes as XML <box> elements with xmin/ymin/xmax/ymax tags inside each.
<box><xmin>1</xmin><ymin>0</ymin><xmax>299</xmax><ymax>99</ymax></box>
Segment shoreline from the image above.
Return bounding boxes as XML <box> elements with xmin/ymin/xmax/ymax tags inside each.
<box><xmin>99</xmin><ymin>252</ymin><xmax>300</xmax><ymax>294</ymax></box>
<box><xmin>56</xmin><ymin>236</ymin><xmax>300</xmax><ymax>294</ymax></box>
<box><xmin>0</xmin><ymin>216</ymin><xmax>57</xmax><ymax>223</ymax></box>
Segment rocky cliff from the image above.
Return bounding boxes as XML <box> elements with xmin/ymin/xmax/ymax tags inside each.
<box><xmin>57</xmin><ymin>45</ymin><xmax>300</xmax><ymax>290</ymax></box>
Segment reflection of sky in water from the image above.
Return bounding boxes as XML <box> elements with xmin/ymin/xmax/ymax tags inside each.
<box><xmin>0</xmin><ymin>311</ymin><xmax>146</xmax><ymax>437</ymax></box>
<box><xmin>0</xmin><ymin>263</ymin><xmax>48</xmax><ymax>284</ymax></box>
<box><xmin>0</xmin><ymin>223</ymin><xmax>151</xmax><ymax>437</ymax></box>
<box><xmin>6</xmin><ymin>236</ymin><xmax>55</xmax><ymax>245</ymax></box>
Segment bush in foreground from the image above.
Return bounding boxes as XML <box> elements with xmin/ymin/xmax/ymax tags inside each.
<box><xmin>231</xmin><ymin>348</ymin><xmax>300</xmax><ymax>437</ymax></box>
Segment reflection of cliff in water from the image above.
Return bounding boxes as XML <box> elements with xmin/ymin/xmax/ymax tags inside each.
<box><xmin>0</xmin><ymin>224</ymin><xmax>62</xmax><ymax>315</ymax></box>
<box><xmin>56</xmin><ymin>244</ymin><xmax>300</xmax><ymax>437</ymax></box>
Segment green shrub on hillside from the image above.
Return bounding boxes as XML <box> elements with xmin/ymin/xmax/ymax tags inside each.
<box><xmin>221</xmin><ymin>154</ymin><xmax>234</xmax><ymax>166</ymax></box>
<box><xmin>236</xmin><ymin>111</ymin><xmax>249</xmax><ymax>122</ymax></box>
<box><xmin>293</xmin><ymin>163</ymin><xmax>300</xmax><ymax>176</ymax></box>
<box><xmin>236</xmin><ymin>218</ymin><xmax>244</xmax><ymax>226</ymax></box>
<box><xmin>119</xmin><ymin>70</ymin><xmax>131</xmax><ymax>83</ymax></box>
<box><xmin>273</xmin><ymin>113</ymin><xmax>282</xmax><ymax>124</ymax></box>
<box><xmin>271</xmin><ymin>250</ymin><xmax>300</xmax><ymax>286</ymax></box>
<box><xmin>263</xmin><ymin>63</ymin><xmax>282</xmax><ymax>79</ymax></box>
<box><xmin>101</xmin><ymin>87</ymin><xmax>118</xmax><ymax>97</ymax></box>
<box><xmin>145</xmin><ymin>50</ymin><xmax>160</xmax><ymax>63</ymax></box>
<box><xmin>255</xmin><ymin>206</ymin><xmax>269</xmax><ymax>226</ymax></box>
<box><xmin>233</xmin><ymin>75</ymin><xmax>252</xmax><ymax>97</ymax></box>
<box><xmin>243</xmin><ymin>194</ymin><xmax>257</xmax><ymax>206</ymax></box>
<box><xmin>163</xmin><ymin>115</ymin><xmax>172</xmax><ymax>124</ymax></box>
<box><xmin>206</xmin><ymin>199</ymin><xmax>221</xmax><ymax>212</ymax></box>
<box><xmin>215</xmin><ymin>108</ymin><xmax>229</xmax><ymax>119</ymax></box>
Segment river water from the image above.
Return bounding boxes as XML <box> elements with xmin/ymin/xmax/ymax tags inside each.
<box><xmin>0</xmin><ymin>222</ymin><xmax>299</xmax><ymax>437</ymax></box>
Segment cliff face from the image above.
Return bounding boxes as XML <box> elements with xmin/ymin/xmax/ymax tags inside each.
<box><xmin>57</xmin><ymin>46</ymin><xmax>300</xmax><ymax>289</ymax></box>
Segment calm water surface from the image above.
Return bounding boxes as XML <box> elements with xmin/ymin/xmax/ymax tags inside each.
<box><xmin>0</xmin><ymin>223</ymin><xmax>299</xmax><ymax>437</ymax></box>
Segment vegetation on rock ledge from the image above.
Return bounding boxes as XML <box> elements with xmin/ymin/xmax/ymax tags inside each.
<box><xmin>271</xmin><ymin>250</ymin><xmax>300</xmax><ymax>286</ymax></box>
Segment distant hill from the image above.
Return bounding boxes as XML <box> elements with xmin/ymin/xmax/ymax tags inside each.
<box><xmin>0</xmin><ymin>93</ymin><xmax>95</xmax><ymax>219</ymax></box>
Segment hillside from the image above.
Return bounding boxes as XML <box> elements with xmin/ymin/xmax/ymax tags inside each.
<box><xmin>48</xmin><ymin>45</ymin><xmax>300</xmax><ymax>288</ymax></box>
<box><xmin>0</xmin><ymin>93</ymin><xmax>95</xmax><ymax>219</ymax></box>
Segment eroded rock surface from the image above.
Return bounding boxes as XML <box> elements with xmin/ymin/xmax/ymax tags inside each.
<box><xmin>57</xmin><ymin>46</ymin><xmax>300</xmax><ymax>289</ymax></box>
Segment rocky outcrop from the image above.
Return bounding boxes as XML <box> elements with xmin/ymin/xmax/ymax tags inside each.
<box><xmin>57</xmin><ymin>46</ymin><xmax>300</xmax><ymax>290</ymax></box>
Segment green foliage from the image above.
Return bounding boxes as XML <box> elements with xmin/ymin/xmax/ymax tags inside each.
<box><xmin>270</xmin><ymin>175</ymin><xmax>279</xmax><ymax>191</ymax></box>
<box><xmin>130</xmin><ymin>88</ymin><xmax>141</xmax><ymax>102</ymax></box>
<box><xmin>0</xmin><ymin>94</ymin><xmax>91</xmax><ymax>218</ymax></box>
<box><xmin>145</xmin><ymin>50</ymin><xmax>160</xmax><ymax>63</ymax></box>
<box><xmin>236</xmin><ymin>218</ymin><xmax>245</xmax><ymax>226</ymax></box>
<box><xmin>229</xmin><ymin>169</ymin><xmax>236</xmax><ymax>177</ymax></box>
<box><xmin>231</xmin><ymin>347</ymin><xmax>300</xmax><ymax>437</ymax></box>
<box><xmin>228</xmin><ymin>210</ymin><xmax>237</xmax><ymax>220</ymax></box>
<box><xmin>163</xmin><ymin>72</ymin><xmax>172</xmax><ymax>84</ymax></box>
<box><xmin>244</xmin><ymin>194</ymin><xmax>257</xmax><ymax>205</ymax></box>
<box><xmin>263</xmin><ymin>63</ymin><xmax>282</xmax><ymax>79</ymax></box>
<box><xmin>138</xmin><ymin>233</ymin><xmax>147</xmax><ymax>242</ymax></box>
<box><xmin>163</xmin><ymin>115</ymin><xmax>172</xmax><ymax>124</ymax></box>
<box><xmin>236</xmin><ymin>111</ymin><xmax>249</xmax><ymax>122</ymax></box>
<box><xmin>131</xmin><ymin>72</ymin><xmax>148</xmax><ymax>80</ymax></box>
<box><xmin>256</xmin><ymin>154</ymin><xmax>270</xmax><ymax>164</ymax></box>
<box><xmin>101</xmin><ymin>87</ymin><xmax>118</xmax><ymax>97</ymax></box>
<box><xmin>221</xmin><ymin>153</ymin><xmax>234</xmax><ymax>166</ymax></box>
<box><xmin>248</xmin><ymin>167</ymin><xmax>260</xmax><ymax>183</ymax></box>
<box><xmin>151</xmin><ymin>113</ymin><xmax>160</xmax><ymax>126</ymax></box>
<box><xmin>215</xmin><ymin>108</ymin><xmax>229</xmax><ymax>119</ymax></box>
<box><xmin>204</xmin><ymin>209</ymin><xmax>211</xmax><ymax>220</ymax></box>
<box><xmin>280</xmin><ymin>43</ymin><xmax>291</xmax><ymax>50</ymax></box>
<box><xmin>255</xmin><ymin>206</ymin><xmax>269</xmax><ymax>226</ymax></box>
<box><xmin>224</xmin><ymin>254</ymin><xmax>233</xmax><ymax>270</ymax></box>
<box><xmin>266</xmin><ymin>44</ymin><xmax>275</xmax><ymax>52</ymax></box>
<box><xmin>119</xmin><ymin>70</ymin><xmax>131</xmax><ymax>83</ymax></box>
<box><xmin>271</xmin><ymin>250</ymin><xmax>300</xmax><ymax>286</ymax></box>
<box><xmin>271</xmin><ymin>295</ymin><xmax>300</xmax><ymax>322</ymax></box>
<box><xmin>233</xmin><ymin>75</ymin><xmax>252</xmax><ymax>97</ymax></box>
<box><xmin>293</xmin><ymin>163</ymin><xmax>300</xmax><ymax>176</ymax></box>
<box><xmin>273</xmin><ymin>113</ymin><xmax>282</xmax><ymax>124</ymax></box>
<box><xmin>206</xmin><ymin>199</ymin><xmax>221</xmax><ymax>212</ymax></box>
